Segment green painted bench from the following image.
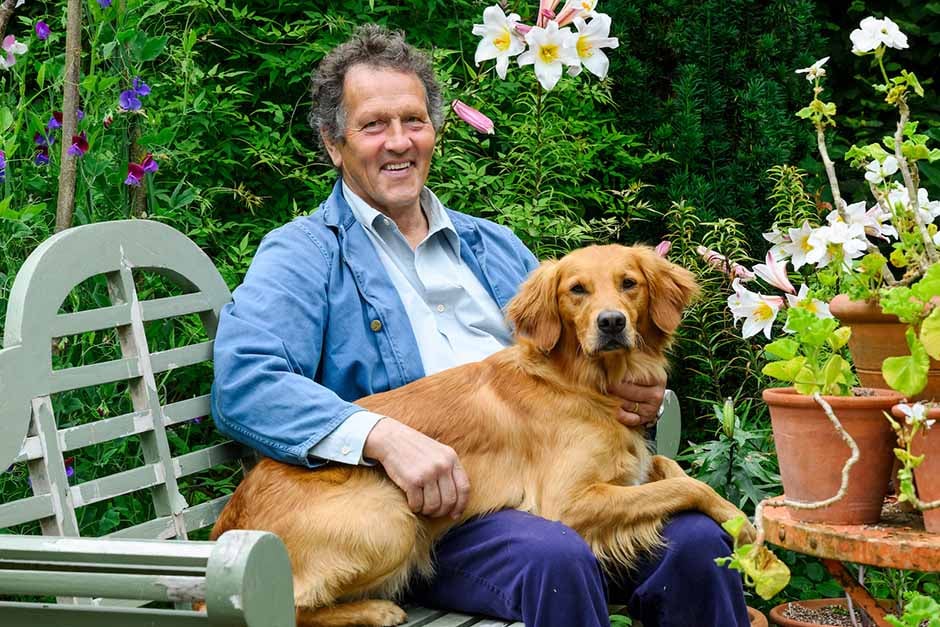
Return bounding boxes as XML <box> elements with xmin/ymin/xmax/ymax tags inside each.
<box><xmin>0</xmin><ymin>219</ymin><xmax>681</xmax><ymax>627</ymax></box>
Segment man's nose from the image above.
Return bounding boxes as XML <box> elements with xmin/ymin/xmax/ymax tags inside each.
<box><xmin>597</xmin><ymin>310</ymin><xmax>626</xmax><ymax>334</ymax></box>
<box><xmin>384</xmin><ymin>119</ymin><xmax>410</xmax><ymax>152</ymax></box>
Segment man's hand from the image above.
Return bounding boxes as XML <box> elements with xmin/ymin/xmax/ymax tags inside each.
<box><xmin>363</xmin><ymin>417</ymin><xmax>470</xmax><ymax>520</ymax></box>
<box><xmin>609</xmin><ymin>377</ymin><xmax>666</xmax><ymax>427</ymax></box>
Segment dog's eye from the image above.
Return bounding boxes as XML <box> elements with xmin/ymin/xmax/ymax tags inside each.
<box><xmin>621</xmin><ymin>278</ymin><xmax>637</xmax><ymax>290</ymax></box>
<box><xmin>570</xmin><ymin>283</ymin><xmax>588</xmax><ymax>295</ymax></box>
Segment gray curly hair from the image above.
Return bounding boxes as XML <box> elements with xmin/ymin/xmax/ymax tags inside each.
<box><xmin>308</xmin><ymin>24</ymin><xmax>444</xmax><ymax>159</ymax></box>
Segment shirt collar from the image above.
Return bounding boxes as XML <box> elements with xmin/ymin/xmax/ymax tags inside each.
<box><xmin>341</xmin><ymin>180</ymin><xmax>460</xmax><ymax>254</ymax></box>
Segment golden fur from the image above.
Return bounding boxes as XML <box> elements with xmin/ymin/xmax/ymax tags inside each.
<box><xmin>210</xmin><ymin>244</ymin><xmax>753</xmax><ymax>627</ymax></box>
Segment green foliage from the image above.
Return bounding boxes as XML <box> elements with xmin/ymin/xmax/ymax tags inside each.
<box><xmin>886</xmin><ymin>592</ymin><xmax>940</xmax><ymax>627</ymax></box>
<box><xmin>715</xmin><ymin>515</ymin><xmax>791</xmax><ymax>600</ymax></box>
<box><xmin>761</xmin><ymin>307</ymin><xmax>856</xmax><ymax>395</ymax></box>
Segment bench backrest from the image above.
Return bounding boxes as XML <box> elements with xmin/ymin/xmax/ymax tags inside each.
<box><xmin>0</xmin><ymin>220</ymin><xmax>249</xmax><ymax>542</ymax></box>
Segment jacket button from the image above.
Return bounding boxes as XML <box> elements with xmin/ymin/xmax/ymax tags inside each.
<box><xmin>370</xmin><ymin>319</ymin><xmax>382</xmax><ymax>332</ymax></box>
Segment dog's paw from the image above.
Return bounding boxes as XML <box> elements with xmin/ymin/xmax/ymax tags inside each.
<box><xmin>364</xmin><ymin>600</ymin><xmax>408</xmax><ymax>626</ymax></box>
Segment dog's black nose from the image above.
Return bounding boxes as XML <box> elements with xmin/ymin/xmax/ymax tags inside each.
<box><xmin>597</xmin><ymin>310</ymin><xmax>626</xmax><ymax>334</ymax></box>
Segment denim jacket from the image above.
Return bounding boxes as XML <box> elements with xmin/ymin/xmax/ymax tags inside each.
<box><xmin>211</xmin><ymin>180</ymin><xmax>540</xmax><ymax>466</ymax></box>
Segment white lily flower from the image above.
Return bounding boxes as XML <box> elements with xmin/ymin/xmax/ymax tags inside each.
<box><xmin>753</xmin><ymin>251</ymin><xmax>796</xmax><ymax>294</ymax></box>
<box><xmin>886</xmin><ymin>183</ymin><xmax>940</xmax><ymax>224</ymax></box>
<box><xmin>795</xmin><ymin>57</ymin><xmax>829</xmax><ymax>81</ymax></box>
<box><xmin>808</xmin><ymin>222</ymin><xmax>867</xmax><ymax>269</ymax></box>
<box><xmin>0</xmin><ymin>35</ymin><xmax>28</xmax><ymax>70</ymax></box>
<box><xmin>568</xmin><ymin>14</ymin><xmax>619</xmax><ymax>78</ymax></box>
<box><xmin>850</xmin><ymin>16</ymin><xmax>909</xmax><ymax>54</ymax></box>
<box><xmin>555</xmin><ymin>0</ymin><xmax>599</xmax><ymax>26</ymax></box>
<box><xmin>781</xmin><ymin>221</ymin><xmax>820</xmax><ymax>270</ymax></box>
<box><xmin>763</xmin><ymin>228</ymin><xmax>792</xmax><ymax>261</ymax></box>
<box><xmin>518</xmin><ymin>21</ymin><xmax>580</xmax><ymax>91</ymax></box>
<box><xmin>864</xmin><ymin>155</ymin><xmax>899</xmax><ymax>185</ymax></box>
<box><xmin>473</xmin><ymin>5</ymin><xmax>527</xmax><ymax>80</ymax></box>
<box><xmin>826</xmin><ymin>200</ymin><xmax>896</xmax><ymax>240</ymax></box>
<box><xmin>728</xmin><ymin>279</ymin><xmax>782</xmax><ymax>339</ymax></box>
<box><xmin>786</xmin><ymin>284</ymin><xmax>833</xmax><ymax>319</ymax></box>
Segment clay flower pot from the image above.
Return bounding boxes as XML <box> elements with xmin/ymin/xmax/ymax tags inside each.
<box><xmin>890</xmin><ymin>404</ymin><xmax>940</xmax><ymax>533</ymax></box>
<box><xmin>769</xmin><ymin>598</ymin><xmax>894</xmax><ymax>626</ymax></box>
<box><xmin>829</xmin><ymin>295</ymin><xmax>940</xmax><ymax>401</ymax></box>
<box><xmin>748</xmin><ymin>605</ymin><xmax>769</xmax><ymax>627</ymax></box>
<box><xmin>763</xmin><ymin>387</ymin><xmax>904</xmax><ymax>524</ymax></box>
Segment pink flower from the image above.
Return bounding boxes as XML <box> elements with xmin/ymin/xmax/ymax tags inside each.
<box><xmin>752</xmin><ymin>251</ymin><xmax>796</xmax><ymax>294</ymax></box>
<box><xmin>697</xmin><ymin>246</ymin><xmax>755</xmax><ymax>280</ymax></box>
<box><xmin>654</xmin><ymin>240</ymin><xmax>671</xmax><ymax>257</ymax></box>
<box><xmin>451</xmin><ymin>99</ymin><xmax>495</xmax><ymax>135</ymax></box>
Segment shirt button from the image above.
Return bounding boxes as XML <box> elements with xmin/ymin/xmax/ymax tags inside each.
<box><xmin>341</xmin><ymin>446</ymin><xmax>351</xmax><ymax>456</ymax></box>
<box><xmin>370</xmin><ymin>319</ymin><xmax>382</xmax><ymax>332</ymax></box>
<box><xmin>436</xmin><ymin>304</ymin><xmax>446</xmax><ymax>313</ymax></box>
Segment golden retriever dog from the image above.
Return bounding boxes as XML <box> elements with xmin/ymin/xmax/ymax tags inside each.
<box><xmin>210</xmin><ymin>244</ymin><xmax>753</xmax><ymax>627</ymax></box>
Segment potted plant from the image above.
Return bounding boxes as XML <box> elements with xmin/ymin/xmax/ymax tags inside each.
<box><xmin>760</xmin><ymin>14</ymin><xmax>940</xmax><ymax>401</ymax></box>
<box><xmin>888</xmin><ymin>402</ymin><xmax>940</xmax><ymax>533</ymax></box>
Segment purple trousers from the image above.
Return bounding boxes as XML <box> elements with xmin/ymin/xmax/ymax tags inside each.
<box><xmin>407</xmin><ymin>510</ymin><xmax>750</xmax><ymax>627</ymax></box>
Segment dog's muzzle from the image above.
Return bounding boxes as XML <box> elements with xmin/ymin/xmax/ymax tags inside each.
<box><xmin>596</xmin><ymin>310</ymin><xmax>631</xmax><ymax>351</ymax></box>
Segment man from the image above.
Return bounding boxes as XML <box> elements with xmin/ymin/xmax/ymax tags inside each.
<box><xmin>211</xmin><ymin>24</ymin><xmax>750</xmax><ymax>627</ymax></box>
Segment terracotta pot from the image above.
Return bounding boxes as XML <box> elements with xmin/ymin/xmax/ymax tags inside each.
<box><xmin>749</xmin><ymin>605</ymin><xmax>769</xmax><ymax>627</ymax></box>
<box><xmin>763</xmin><ymin>387</ymin><xmax>904</xmax><ymax>524</ymax></box>
<box><xmin>769</xmin><ymin>598</ymin><xmax>894</xmax><ymax>626</ymax></box>
<box><xmin>829</xmin><ymin>295</ymin><xmax>940</xmax><ymax>401</ymax></box>
<box><xmin>891</xmin><ymin>404</ymin><xmax>940</xmax><ymax>532</ymax></box>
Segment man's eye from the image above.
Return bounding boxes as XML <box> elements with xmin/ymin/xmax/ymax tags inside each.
<box><xmin>405</xmin><ymin>117</ymin><xmax>428</xmax><ymax>129</ymax></box>
<box><xmin>362</xmin><ymin>121</ymin><xmax>386</xmax><ymax>133</ymax></box>
<box><xmin>621</xmin><ymin>278</ymin><xmax>637</xmax><ymax>290</ymax></box>
<box><xmin>571</xmin><ymin>283</ymin><xmax>587</xmax><ymax>295</ymax></box>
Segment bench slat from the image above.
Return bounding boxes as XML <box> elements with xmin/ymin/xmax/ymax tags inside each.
<box><xmin>70</xmin><ymin>463</ymin><xmax>162</xmax><ymax>508</ymax></box>
<box><xmin>402</xmin><ymin>606</ymin><xmax>449</xmax><ymax>626</ymax></box>
<box><xmin>0</xmin><ymin>601</ymin><xmax>208</xmax><ymax>626</ymax></box>
<box><xmin>139</xmin><ymin>293</ymin><xmax>213</xmax><ymax>322</ymax></box>
<box><xmin>53</xmin><ymin>304</ymin><xmax>132</xmax><ymax>337</ymax></box>
<box><xmin>173</xmin><ymin>441</ymin><xmax>246</xmax><ymax>478</ymax></box>
<box><xmin>0</xmin><ymin>534</ymin><xmax>214</xmax><ymax>566</ymax></box>
<box><xmin>0</xmin><ymin>493</ymin><xmax>55</xmax><ymax>527</ymax></box>
<box><xmin>420</xmin><ymin>613</ymin><xmax>482</xmax><ymax>626</ymax></box>
<box><xmin>50</xmin><ymin>357</ymin><xmax>142</xmax><ymax>394</ymax></box>
<box><xmin>59</xmin><ymin>409</ymin><xmax>154</xmax><ymax>451</ymax></box>
<box><xmin>150</xmin><ymin>341</ymin><xmax>213</xmax><ymax>374</ymax></box>
<box><xmin>0</xmin><ymin>569</ymin><xmax>205</xmax><ymax>602</ymax></box>
<box><xmin>107</xmin><ymin>494</ymin><xmax>232</xmax><ymax>539</ymax></box>
<box><xmin>164</xmin><ymin>395</ymin><xmax>211</xmax><ymax>426</ymax></box>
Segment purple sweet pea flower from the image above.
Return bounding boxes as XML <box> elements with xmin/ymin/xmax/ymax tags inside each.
<box><xmin>119</xmin><ymin>89</ymin><xmax>142</xmax><ymax>111</ymax></box>
<box><xmin>0</xmin><ymin>150</ymin><xmax>6</xmax><ymax>183</ymax></box>
<box><xmin>34</xmin><ymin>132</ymin><xmax>53</xmax><ymax>146</ymax></box>
<box><xmin>34</xmin><ymin>146</ymin><xmax>50</xmax><ymax>165</ymax></box>
<box><xmin>47</xmin><ymin>111</ymin><xmax>62</xmax><ymax>130</ymax></box>
<box><xmin>65</xmin><ymin>464</ymin><xmax>75</xmax><ymax>478</ymax></box>
<box><xmin>131</xmin><ymin>76</ymin><xmax>150</xmax><ymax>97</ymax></box>
<box><xmin>140</xmin><ymin>153</ymin><xmax>158</xmax><ymax>173</ymax></box>
<box><xmin>124</xmin><ymin>162</ymin><xmax>144</xmax><ymax>186</ymax></box>
<box><xmin>35</xmin><ymin>20</ymin><xmax>50</xmax><ymax>41</ymax></box>
<box><xmin>97</xmin><ymin>0</ymin><xmax>112</xmax><ymax>7</ymax></box>
<box><xmin>66</xmin><ymin>131</ymin><xmax>88</xmax><ymax>157</ymax></box>
<box><xmin>76</xmin><ymin>108</ymin><xmax>84</xmax><ymax>122</ymax></box>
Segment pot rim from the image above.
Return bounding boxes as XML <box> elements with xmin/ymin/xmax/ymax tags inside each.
<box><xmin>762</xmin><ymin>386</ymin><xmax>904</xmax><ymax>408</ymax></box>
<box><xmin>829</xmin><ymin>293</ymin><xmax>899</xmax><ymax>323</ymax></box>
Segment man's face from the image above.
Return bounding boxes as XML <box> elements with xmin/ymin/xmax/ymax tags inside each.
<box><xmin>323</xmin><ymin>65</ymin><xmax>436</xmax><ymax>218</ymax></box>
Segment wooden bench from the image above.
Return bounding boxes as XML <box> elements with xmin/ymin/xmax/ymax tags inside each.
<box><xmin>0</xmin><ymin>219</ymin><xmax>681</xmax><ymax>626</ymax></box>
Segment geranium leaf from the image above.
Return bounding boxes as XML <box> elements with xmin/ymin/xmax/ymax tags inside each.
<box><xmin>882</xmin><ymin>330</ymin><xmax>930</xmax><ymax>396</ymax></box>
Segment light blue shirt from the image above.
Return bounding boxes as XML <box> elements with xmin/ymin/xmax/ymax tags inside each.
<box><xmin>307</xmin><ymin>183</ymin><xmax>513</xmax><ymax>464</ymax></box>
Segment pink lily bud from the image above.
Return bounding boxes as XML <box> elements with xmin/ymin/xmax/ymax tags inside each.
<box><xmin>654</xmin><ymin>240</ymin><xmax>671</xmax><ymax>257</ymax></box>
<box><xmin>537</xmin><ymin>0</ymin><xmax>561</xmax><ymax>27</ymax></box>
<box><xmin>451</xmin><ymin>100</ymin><xmax>495</xmax><ymax>135</ymax></box>
<box><xmin>555</xmin><ymin>7</ymin><xmax>577</xmax><ymax>26</ymax></box>
<box><xmin>696</xmin><ymin>245</ymin><xmax>756</xmax><ymax>280</ymax></box>
<box><xmin>753</xmin><ymin>251</ymin><xmax>796</xmax><ymax>294</ymax></box>
<box><xmin>514</xmin><ymin>23</ymin><xmax>533</xmax><ymax>36</ymax></box>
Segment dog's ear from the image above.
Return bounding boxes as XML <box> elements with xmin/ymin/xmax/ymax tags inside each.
<box><xmin>507</xmin><ymin>260</ymin><xmax>561</xmax><ymax>352</ymax></box>
<box><xmin>638</xmin><ymin>248</ymin><xmax>700</xmax><ymax>341</ymax></box>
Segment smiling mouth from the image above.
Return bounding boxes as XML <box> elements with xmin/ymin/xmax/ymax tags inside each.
<box><xmin>382</xmin><ymin>162</ymin><xmax>414</xmax><ymax>172</ymax></box>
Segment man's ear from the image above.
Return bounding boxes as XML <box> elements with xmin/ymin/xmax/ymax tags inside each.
<box><xmin>506</xmin><ymin>260</ymin><xmax>561</xmax><ymax>352</ymax></box>
<box><xmin>638</xmin><ymin>248</ymin><xmax>700</xmax><ymax>343</ymax></box>
<box><xmin>320</xmin><ymin>128</ymin><xmax>343</xmax><ymax>168</ymax></box>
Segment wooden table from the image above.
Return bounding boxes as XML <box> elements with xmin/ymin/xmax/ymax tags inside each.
<box><xmin>761</xmin><ymin>496</ymin><xmax>940</xmax><ymax>626</ymax></box>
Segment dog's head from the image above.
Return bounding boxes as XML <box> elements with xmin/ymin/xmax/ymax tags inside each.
<box><xmin>507</xmin><ymin>245</ymin><xmax>699</xmax><ymax>361</ymax></box>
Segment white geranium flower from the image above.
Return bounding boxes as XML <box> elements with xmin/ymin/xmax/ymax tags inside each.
<box><xmin>728</xmin><ymin>279</ymin><xmax>782</xmax><ymax>339</ymax></box>
<box><xmin>568</xmin><ymin>14</ymin><xmax>619</xmax><ymax>78</ymax></box>
<box><xmin>518</xmin><ymin>21</ymin><xmax>580</xmax><ymax>91</ymax></box>
<box><xmin>473</xmin><ymin>5</ymin><xmax>526</xmax><ymax>80</ymax></box>
<box><xmin>864</xmin><ymin>156</ymin><xmax>899</xmax><ymax>185</ymax></box>
<box><xmin>886</xmin><ymin>182</ymin><xmax>940</xmax><ymax>224</ymax></box>
<box><xmin>781</xmin><ymin>221</ymin><xmax>820</xmax><ymax>270</ymax></box>
<box><xmin>795</xmin><ymin>57</ymin><xmax>829</xmax><ymax>81</ymax></box>
<box><xmin>850</xmin><ymin>16</ymin><xmax>909</xmax><ymax>54</ymax></box>
<box><xmin>786</xmin><ymin>284</ymin><xmax>833</xmax><ymax>320</ymax></box>
<box><xmin>897</xmin><ymin>402</ymin><xmax>935</xmax><ymax>428</ymax></box>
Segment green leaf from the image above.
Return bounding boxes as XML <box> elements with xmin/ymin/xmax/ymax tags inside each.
<box><xmin>882</xmin><ymin>329</ymin><xmax>930</xmax><ymax>396</ymax></box>
<box><xmin>136</xmin><ymin>35</ymin><xmax>168</xmax><ymax>62</ymax></box>
<box><xmin>921</xmin><ymin>308</ymin><xmax>940</xmax><ymax>360</ymax></box>
<box><xmin>827</xmin><ymin>327</ymin><xmax>852</xmax><ymax>351</ymax></box>
<box><xmin>765</xmin><ymin>338</ymin><xmax>799</xmax><ymax>360</ymax></box>
<box><xmin>823</xmin><ymin>355</ymin><xmax>849</xmax><ymax>387</ymax></box>
<box><xmin>762</xmin><ymin>357</ymin><xmax>806</xmax><ymax>383</ymax></box>
<box><xmin>0</xmin><ymin>107</ymin><xmax>12</xmax><ymax>133</ymax></box>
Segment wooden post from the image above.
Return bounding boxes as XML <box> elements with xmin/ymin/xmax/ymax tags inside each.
<box><xmin>55</xmin><ymin>0</ymin><xmax>83</xmax><ymax>233</ymax></box>
<box><xmin>0</xmin><ymin>0</ymin><xmax>17</xmax><ymax>40</ymax></box>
